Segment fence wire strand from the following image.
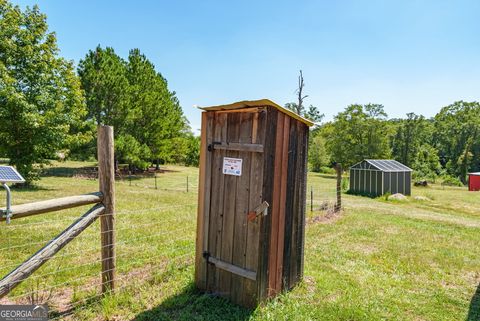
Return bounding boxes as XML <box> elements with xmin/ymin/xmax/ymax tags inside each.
<box><xmin>0</xmin><ymin>172</ymin><xmax>198</xmax><ymax>319</ymax></box>
<box><xmin>0</xmin><ymin>166</ymin><xmax>341</xmax><ymax>318</ymax></box>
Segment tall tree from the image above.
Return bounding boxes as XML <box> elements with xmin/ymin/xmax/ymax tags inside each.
<box><xmin>391</xmin><ymin>113</ymin><xmax>433</xmax><ymax>167</ymax></box>
<box><xmin>126</xmin><ymin>49</ymin><xmax>185</xmax><ymax>166</ymax></box>
<box><xmin>309</xmin><ymin>135</ymin><xmax>329</xmax><ymax>172</ymax></box>
<box><xmin>324</xmin><ymin>104</ymin><xmax>391</xmax><ymax>167</ymax></box>
<box><xmin>78</xmin><ymin>46</ymin><xmax>188</xmax><ymax>169</ymax></box>
<box><xmin>77</xmin><ymin>46</ymin><xmax>129</xmax><ymax>136</ymax></box>
<box><xmin>433</xmin><ymin>101</ymin><xmax>480</xmax><ymax>183</ymax></box>
<box><xmin>0</xmin><ymin>1</ymin><xmax>86</xmax><ymax>183</ymax></box>
<box><xmin>412</xmin><ymin>144</ymin><xmax>442</xmax><ymax>180</ymax></box>
<box><xmin>390</xmin><ymin>113</ymin><xmax>441</xmax><ymax>179</ymax></box>
<box><xmin>78</xmin><ymin>46</ymin><xmax>133</xmax><ymax>167</ymax></box>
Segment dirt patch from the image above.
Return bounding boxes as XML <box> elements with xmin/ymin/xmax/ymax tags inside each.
<box><xmin>350</xmin><ymin>243</ymin><xmax>378</xmax><ymax>255</ymax></box>
<box><xmin>308</xmin><ymin>209</ymin><xmax>344</xmax><ymax>224</ymax></box>
<box><xmin>0</xmin><ymin>256</ymin><xmax>192</xmax><ymax>319</ymax></box>
<box><xmin>303</xmin><ymin>275</ymin><xmax>316</xmax><ymax>294</ymax></box>
<box><xmin>413</xmin><ymin>196</ymin><xmax>431</xmax><ymax>201</ymax></box>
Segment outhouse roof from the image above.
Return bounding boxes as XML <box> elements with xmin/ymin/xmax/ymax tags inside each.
<box><xmin>351</xmin><ymin>159</ymin><xmax>412</xmax><ymax>172</ymax></box>
<box><xmin>199</xmin><ymin>99</ymin><xmax>314</xmax><ymax>127</ymax></box>
<box><xmin>469</xmin><ymin>172</ymin><xmax>480</xmax><ymax>176</ymax></box>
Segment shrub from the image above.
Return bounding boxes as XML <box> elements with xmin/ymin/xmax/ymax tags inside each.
<box><xmin>320</xmin><ymin>166</ymin><xmax>336</xmax><ymax>175</ymax></box>
<box><xmin>341</xmin><ymin>177</ymin><xmax>349</xmax><ymax>191</ymax></box>
<box><xmin>440</xmin><ymin>175</ymin><xmax>464</xmax><ymax>187</ymax></box>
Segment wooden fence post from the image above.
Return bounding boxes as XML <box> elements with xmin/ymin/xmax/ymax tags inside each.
<box><xmin>98</xmin><ymin>125</ymin><xmax>116</xmax><ymax>294</ymax></box>
<box><xmin>335</xmin><ymin>163</ymin><xmax>342</xmax><ymax>212</ymax></box>
<box><xmin>310</xmin><ymin>186</ymin><xmax>313</xmax><ymax>212</ymax></box>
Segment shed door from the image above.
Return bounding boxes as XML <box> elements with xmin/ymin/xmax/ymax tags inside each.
<box><xmin>205</xmin><ymin>110</ymin><xmax>266</xmax><ymax>306</ymax></box>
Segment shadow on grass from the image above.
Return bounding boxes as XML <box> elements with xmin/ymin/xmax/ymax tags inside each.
<box><xmin>467</xmin><ymin>282</ymin><xmax>480</xmax><ymax>321</ymax></box>
<box><xmin>310</xmin><ymin>173</ymin><xmax>337</xmax><ymax>180</ymax></box>
<box><xmin>133</xmin><ymin>282</ymin><xmax>253</xmax><ymax>321</ymax></box>
<box><xmin>40</xmin><ymin>166</ymin><xmax>95</xmax><ymax>177</ymax></box>
<box><xmin>345</xmin><ymin>190</ymin><xmax>380</xmax><ymax>199</ymax></box>
<box><xmin>8</xmin><ymin>184</ymin><xmax>52</xmax><ymax>192</ymax></box>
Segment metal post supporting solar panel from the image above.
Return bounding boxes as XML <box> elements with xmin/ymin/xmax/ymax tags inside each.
<box><xmin>0</xmin><ymin>166</ymin><xmax>25</xmax><ymax>224</ymax></box>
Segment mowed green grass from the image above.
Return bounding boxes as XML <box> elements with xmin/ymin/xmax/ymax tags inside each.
<box><xmin>0</xmin><ymin>163</ymin><xmax>479</xmax><ymax>321</ymax></box>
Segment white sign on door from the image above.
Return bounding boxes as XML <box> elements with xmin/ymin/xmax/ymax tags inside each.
<box><xmin>223</xmin><ymin>157</ymin><xmax>243</xmax><ymax>176</ymax></box>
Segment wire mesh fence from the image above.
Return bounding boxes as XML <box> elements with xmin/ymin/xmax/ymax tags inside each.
<box><xmin>0</xmin><ymin>161</ymin><xmax>343</xmax><ymax>318</ymax></box>
<box><xmin>40</xmin><ymin>163</ymin><xmax>198</xmax><ymax>193</ymax></box>
<box><xmin>306</xmin><ymin>166</ymin><xmax>346</xmax><ymax>221</ymax></box>
<box><xmin>116</xmin><ymin>171</ymin><xmax>198</xmax><ymax>192</ymax></box>
<box><xmin>0</xmin><ymin>168</ymin><xmax>199</xmax><ymax>319</ymax></box>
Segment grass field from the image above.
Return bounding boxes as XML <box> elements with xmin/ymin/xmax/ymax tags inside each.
<box><xmin>0</xmin><ymin>162</ymin><xmax>479</xmax><ymax>320</ymax></box>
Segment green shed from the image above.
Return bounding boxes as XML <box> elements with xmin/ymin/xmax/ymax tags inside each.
<box><xmin>349</xmin><ymin>160</ymin><xmax>412</xmax><ymax>196</ymax></box>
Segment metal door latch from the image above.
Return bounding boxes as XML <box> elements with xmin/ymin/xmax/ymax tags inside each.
<box><xmin>202</xmin><ymin>251</ymin><xmax>211</xmax><ymax>260</ymax></box>
<box><xmin>207</xmin><ymin>141</ymin><xmax>221</xmax><ymax>152</ymax></box>
<box><xmin>247</xmin><ymin>201</ymin><xmax>269</xmax><ymax>222</ymax></box>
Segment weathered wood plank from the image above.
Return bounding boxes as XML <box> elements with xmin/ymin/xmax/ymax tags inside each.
<box><xmin>231</xmin><ymin>112</ymin><xmax>253</xmax><ymax>305</ymax></box>
<box><xmin>275</xmin><ymin>115</ymin><xmax>290</xmax><ymax>293</ymax></box>
<box><xmin>0</xmin><ymin>204</ymin><xmax>105</xmax><ymax>299</ymax></box>
<box><xmin>283</xmin><ymin>120</ymin><xmax>298</xmax><ymax>290</ymax></box>
<box><xmin>212</xmin><ymin>142</ymin><xmax>263</xmax><ymax>153</ymax></box>
<box><xmin>290</xmin><ymin>120</ymin><xmax>306</xmax><ymax>288</ymax></box>
<box><xmin>214</xmin><ymin>107</ymin><xmax>266</xmax><ymax>114</ymax></box>
<box><xmin>245</xmin><ymin>109</ymin><xmax>267</xmax><ymax>306</ymax></box>
<box><xmin>98</xmin><ymin>125</ymin><xmax>116</xmax><ymax>294</ymax></box>
<box><xmin>290</xmin><ymin>122</ymin><xmax>302</xmax><ymax>286</ymax></box>
<box><xmin>258</xmin><ymin>107</ymin><xmax>277</xmax><ymax>301</ymax></box>
<box><xmin>0</xmin><ymin>193</ymin><xmax>103</xmax><ymax>222</ymax></box>
<box><xmin>207</xmin><ymin>113</ymin><xmax>227</xmax><ymax>292</ymax></box>
<box><xmin>290</xmin><ymin>123</ymin><xmax>309</xmax><ymax>288</ymax></box>
<box><xmin>297</xmin><ymin>124</ymin><xmax>309</xmax><ymax>283</ymax></box>
<box><xmin>195</xmin><ymin>112</ymin><xmax>213</xmax><ymax>290</ymax></box>
<box><xmin>217</xmin><ymin>112</ymin><xmax>241</xmax><ymax>297</ymax></box>
<box><xmin>268</xmin><ymin>111</ymin><xmax>285</xmax><ymax>297</ymax></box>
<box><xmin>207</xmin><ymin>256</ymin><xmax>256</xmax><ymax>281</ymax></box>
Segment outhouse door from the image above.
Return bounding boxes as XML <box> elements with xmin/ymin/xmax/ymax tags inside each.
<box><xmin>204</xmin><ymin>110</ymin><xmax>267</xmax><ymax>305</ymax></box>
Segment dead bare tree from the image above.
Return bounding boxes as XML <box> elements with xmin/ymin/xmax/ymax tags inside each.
<box><xmin>296</xmin><ymin>70</ymin><xmax>308</xmax><ymax>115</ymax></box>
<box><xmin>285</xmin><ymin>70</ymin><xmax>323</xmax><ymax>124</ymax></box>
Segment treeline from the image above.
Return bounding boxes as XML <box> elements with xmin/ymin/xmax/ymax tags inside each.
<box><xmin>0</xmin><ymin>2</ymin><xmax>198</xmax><ymax>183</ymax></box>
<box><xmin>310</xmin><ymin>101</ymin><xmax>480</xmax><ymax>185</ymax></box>
<box><xmin>2</xmin><ymin>2</ymin><xmax>479</xmax><ymax>186</ymax></box>
<box><xmin>75</xmin><ymin>46</ymin><xmax>199</xmax><ymax>170</ymax></box>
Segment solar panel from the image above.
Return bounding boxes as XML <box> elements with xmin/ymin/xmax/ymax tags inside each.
<box><xmin>0</xmin><ymin>166</ymin><xmax>25</xmax><ymax>183</ymax></box>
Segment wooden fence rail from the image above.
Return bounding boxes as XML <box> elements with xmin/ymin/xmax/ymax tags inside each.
<box><xmin>0</xmin><ymin>204</ymin><xmax>105</xmax><ymax>299</ymax></box>
<box><xmin>0</xmin><ymin>125</ymin><xmax>116</xmax><ymax>300</ymax></box>
<box><xmin>0</xmin><ymin>193</ymin><xmax>103</xmax><ymax>222</ymax></box>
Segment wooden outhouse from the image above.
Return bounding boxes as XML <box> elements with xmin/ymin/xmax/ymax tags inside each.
<box><xmin>195</xmin><ymin>99</ymin><xmax>313</xmax><ymax>307</ymax></box>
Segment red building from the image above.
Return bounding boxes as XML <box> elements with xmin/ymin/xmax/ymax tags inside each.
<box><xmin>468</xmin><ymin>172</ymin><xmax>480</xmax><ymax>191</ymax></box>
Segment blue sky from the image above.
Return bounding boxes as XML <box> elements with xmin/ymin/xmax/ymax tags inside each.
<box><xmin>15</xmin><ymin>0</ymin><xmax>480</xmax><ymax>133</ymax></box>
